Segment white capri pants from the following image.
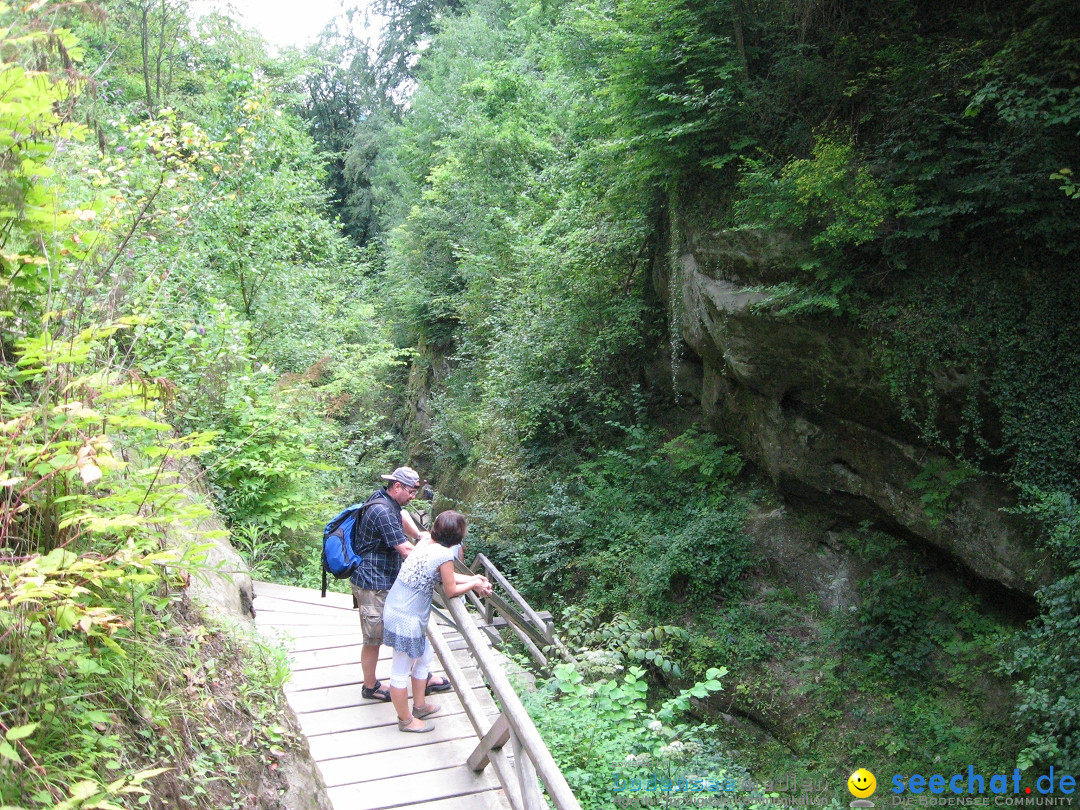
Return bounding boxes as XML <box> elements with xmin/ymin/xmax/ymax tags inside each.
<box><xmin>388</xmin><ymin>642</ymin><xmax>434</xmax><ymax>689</ymax></box>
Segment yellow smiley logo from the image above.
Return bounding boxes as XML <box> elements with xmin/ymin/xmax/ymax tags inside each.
<box><xmin>848</xmin><ymin>768</ymin><xmax>877</xmax><ymax>798</ymax></box>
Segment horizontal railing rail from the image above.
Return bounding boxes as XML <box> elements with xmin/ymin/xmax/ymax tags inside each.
<box><xmin>455</xmin><ymin>553</ymin><xmax>575</xmax><ymax>668</ymax></box>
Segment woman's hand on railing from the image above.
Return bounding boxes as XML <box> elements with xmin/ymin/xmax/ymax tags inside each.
<box><xmin>475</xmin><ymin>575</ymin><xmax>493</xmax><ymax>597</ymax></box>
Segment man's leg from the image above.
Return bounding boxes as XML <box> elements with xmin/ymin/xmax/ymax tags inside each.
<box><xmin>361</xmin><ymin>644</ymin><xmax>380</xmax><ymax>689</ymax></box>
<box><xmin>352</xmin><ymin>585</ymin><xmax>391</xmax><ymax>700</ymax></box>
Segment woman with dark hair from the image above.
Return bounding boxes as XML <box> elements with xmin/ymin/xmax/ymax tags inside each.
<box><xmin>382</xmin><ymin>510</ymin><xmax>493</xmax><ymax>732</ymax></box>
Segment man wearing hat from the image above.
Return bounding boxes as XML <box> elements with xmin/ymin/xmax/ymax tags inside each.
<box><xmin>352</xmin><ymin>466</ymin><xmax>452</xmax><ymax>701</ymax></box>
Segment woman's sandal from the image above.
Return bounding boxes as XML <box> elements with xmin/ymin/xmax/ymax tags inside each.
<box><xmin>398</xmin><ymin>719</ymin><xmax>435</xmax><ymax>733</ymax></box>
<box><xmin>425</xmin><ymin>675</ymin><xmax>453</xmax><ymax>695</ymax></box>
<box><xmin>412</xmin><ymin>703</ymin><xmax>440</xmax><ymax>719</ymax></box>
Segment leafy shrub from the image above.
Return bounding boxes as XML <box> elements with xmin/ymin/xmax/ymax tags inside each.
<box><xmin>0</xmin><ymin>4</ymin><xmax>383</xmax><ymax>804</ymax></box>
<box><xmin>636</xmin><ymin>506</ymin><xmax>753</xmax><ymax>617</ymax></box>
<box><xmin>852</xmin><ymin>568</ymin><xmax>942</xmax><ymax>677</ymax></box>
<box><xmin>556</xmin><ymin>606</ymin><xmax>692</xmax><ymax>680</ymax></box>
<box><xmin>733</xmin><ymin>135</ymin><xmax>915</xmax><ymax>307</ymax></box>
<box><xmin>478</xmin><ymin>421</ymin><xmax>750</xmax><ymax>624</ymax></box>
<box><xmin>522</xmin><ymin>662</ymin><xmax>733</xmax><ymax>809</ymax></box>
<box><xmin>1002</xmin><ymin>488</ymin><xmax>1080</xmax><ymax>771</ymax></box>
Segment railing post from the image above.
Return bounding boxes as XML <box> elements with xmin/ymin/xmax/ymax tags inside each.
<box><xmin>425</xmin><ymin>615</ymin><xmax>526</xmax><ymax>810</ymax></box>
<box><xmin>510</xmin><ymin>726</ymin><xmax>545</xmax><ymax>810</ymax></box>
<box><xmin>443</xmin><ymin>594</ymin><xmax>582</xmax><ymax>810</ymax></box>
<box><xmin>461</xmin><ymin>554</ymin><xmax>576</xmax><ymax>666</ymax></box>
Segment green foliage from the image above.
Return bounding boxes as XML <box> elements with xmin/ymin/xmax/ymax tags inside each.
<box><xmin>707</xmin><ymin>579</ymin><xmax>1020</xmax><ymax>776</ymax></box>
<box><xmin>1002</xmin><ymin>488</ymin><xmax>1080</xmax><ymax>772</ymax></box>
<box><xmin>662</xmin><ymin>427</ymin><xmax>743</xmax><ymax>506</ymax></box>
<box><xmin>300</xmin><ymin>17</ymin><xmax>397</xmax><ymax>243</ymax></box>
<box><xmin>0</xmin><ymin>314</ymin><xmax>286</xmax><ymax>806</ymax></box>
<box><xmin>1</xmin><ymin>2</ymin><xmax>404</xmax><ymax>805</ymax></box>
<box><xmin>300</xmin><ymin>0</ymin><xmax>1080</xmax><ymax>785</ymax></box>
<box><xmin>733</xmin><ymin>136</ymin><xmax>915</xmax><ymax>305</ymax></box>
<box><xmin>0</xmin><ymin>6</ymin><xmax>89</xmax><ymax>319</ymax></box>
<box><xmin>908</xmin><ymin>458</ymin><xmax>980</xmax><ymax>528</ymax></box>
<box><xmin>635</xmin><ymin>507</ymin><xmax>752</xmax><ymax>617</ymax></box>
<box><xmin>475</xmin><ymin>421</ymin><xmax>751</xmax><ymax>623</ymax></box>
<box><xmin>352</xmin><ymin>0</ymin><xmax>667</xmax><ymax>472</ymax></box>
<box><xmin>841</xmin><ymin>521</ymin><xmax>901</xmax><ymax>563</ymax></box>
<box><xmin>865</xmin><ymin>268</ymin><xmax>1080</xmax><ymax>496</ymax></box>
<box><xmin>580</xmin><ymin>0</ymin><xmax>750</xmax><ymax>183</ymax></box>
<box><xmin>556</xmin><ymin>606</ymin><xmax>692</xmax><ymax>680</ymax></box>
<box><xmin>74</xmin><ymin>15</ymin><xmax>404</xmax><ymax>559</ymax></box>
<box><xmin>1050</xmin><ymin>167</ymin><xmax>1079</xmax><ymax>199</ymax></box>
<box><xmin>852</xmin><ymin>568</ymin><xmax>942</xmax><ymax>677</ymax></box>
<box><xmin>523</xmin><ymin>662</ymin><xmax>735</xmax><ymax>809</ymax></box>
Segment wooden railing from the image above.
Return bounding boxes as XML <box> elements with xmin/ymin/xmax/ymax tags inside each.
<box><xmin>427</xmin><ymin>555</ymin><xmax>581</xmax><ymax>810</ymax></box>
<box><xmin>458</xmin><ymin>553</ymin><xmax>575</xmax><ymax>668</ymax></box>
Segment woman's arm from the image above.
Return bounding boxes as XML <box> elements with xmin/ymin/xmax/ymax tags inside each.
<box><xmin>440</xmin><ymin>560</ymin><xmax>492</xmax><ymax>598</ymax></box>
<box><xmin>453</xmin><ymin>571</ymin><xmax>490</xmax><ymax>585</ymax></box>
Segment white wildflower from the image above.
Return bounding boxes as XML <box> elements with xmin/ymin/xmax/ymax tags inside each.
<box><xmin>659</xmin><ymin>740</ymin><xmax>686</xmax><ymax>758</ymax></box>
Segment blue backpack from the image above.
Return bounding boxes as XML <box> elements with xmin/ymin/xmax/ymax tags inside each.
<box><xmin>321</xmin><ymin>503</ymin><xmax>363</xmax><ymax>594</ymax></box>
<box><xmin>320</xmin><ymin>491</ymin><xmax>399</xmax><ymax>598</ymax></box>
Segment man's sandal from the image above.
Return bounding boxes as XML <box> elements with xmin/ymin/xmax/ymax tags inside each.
<box><xmin>361</xmin><ymin>681</ymin><xmax>392</xmax><ymax>702</ymax></box>
<box><xmin>425</xmin><ymin>675</ymin><xmax>453</xmax><ymax>695</ymax></box>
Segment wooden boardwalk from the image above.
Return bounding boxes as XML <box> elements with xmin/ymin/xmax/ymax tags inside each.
<box><xmin>252</xmin><ymin>580</ymin><xmax>512</xmax><ymax>810</ymax></box>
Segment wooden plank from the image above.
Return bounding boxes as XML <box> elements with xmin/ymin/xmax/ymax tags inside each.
<box><xmin>289</xmin><ymin>642</ymin><xmax>467</xmax><ymax>671</ymax></box>
<box><xmin>325</xmin><ymin>765</ymin><xmax>503</xmax><ymax>810</ymax></box>
<box><xmin>253</xmin><ymin>595</ymin><xmax>355</xmax><ymax>616</ymax></box>
<box><xmin>298</xmin><ymin>685</ymin><xmax>498</xmax><ymax>737</ymax></box>
<box><xmin>261</xmin><ymin>626</ymin><xmax>468</xmax><ymax>654</ymax></box>
<box><xmin>253</xmin><ymin>609</ymin><xmax>358</xmax><ymax>627</ymax></box>
<box><xmin>285</xmin><ymin>634</ymin><xmax>370</xmax><ymax>654</ymax></box>
<box><xmin>256</xmin><ymin>625</ymin><xmax>362</xmax><ymax>644</ymax></box>
<box><xmin>254</xmin><ymin>580</ymin><xmax>354</xmax><ymax>608</ymax></box>
<box><xmin>467</xmin><ymin>714</ymin><xmax>510</xmax><ymax>772</ymax></box>
<box><xmin>316</xmin><ymin>737</ymin><xmax>482</xmax><ymax>787</ymax></box>
<box><xmin>308</xmin><ymin>712</ymin><xmax>479</xmax><ymax>760</ymax></box>
<box><xmin>289</xmin><ymin>678</ymin><xmax>498</xmax><ymax>716</ymax></box>
<box><xmin>285</xmin><ymin>657</ymin><xmax>485</xmax><ymax>697</ymax></box>
<box><xmin>427</xmin><ymin>612</ymin><xmax>525</xmax><ymax>809</ymax></box>
<box><xmin>398</xmin><ymin>791</ymin><xmax>510</xmax><ymax>810</ymax></box>
<box><xmin>284</xmin><ymin>659</ymin><xmax>467</xmax><ymax>694</ymax></box>
<box><xmin>285</xmin><ymin>663</ymin><xmax>363</xmax><ymax>692</ymax></box>
<box><xmin>300</xmin><ymin>693</ymin><xmax>465</xmax><ymax>737</ymax></box>
<box><xmin>285</xmin><ymin>682</ymin><xmax>368</xmax><ymax>714</ymax></box>
<box><xmin>250</xmin><ymin>581</ymin><xmax>520</xmax><ymax>810</ymax></box>
<box><xmin>289</xmin><ymin>643</ymin><xmax>367</xmax><ymax>670</ymax></box>
<box><xmin>445</xmin><ymin>595</ymin><xmax>580</xmax><ymax>810</ymax></box>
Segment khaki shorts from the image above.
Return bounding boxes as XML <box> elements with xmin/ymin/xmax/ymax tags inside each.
<box><xmin>352</xmin><ymin>585</ymin><xmax>388</xmax><ymax>645</ymax></box>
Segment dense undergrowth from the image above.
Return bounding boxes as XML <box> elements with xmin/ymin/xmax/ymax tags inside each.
<box><xmin>472</xmin><ymin>427</ymin><xmax>1024</xmax><ymax>796</ymax></box>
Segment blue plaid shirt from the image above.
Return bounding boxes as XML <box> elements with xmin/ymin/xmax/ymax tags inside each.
<box><xmin>349</xmin><ymin>489</ymin><xmax>408</xmax><ymax>591</ymax></box>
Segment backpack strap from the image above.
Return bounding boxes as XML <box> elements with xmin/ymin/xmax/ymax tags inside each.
<box><xmin>321</xmin><ymin>553</ymin><xmax>329</xmax><ymax>599</ymax></box>
<box><xmin>352</xmin><ymin>489</ymin><xmax>401</xmax><ymax>549</ymax></box>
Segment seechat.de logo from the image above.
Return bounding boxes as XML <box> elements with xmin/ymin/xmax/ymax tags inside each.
<box><xmin>891</xmin><ymin>766</ymin><xmax>1077</xmax><ymax>802</ymax></box>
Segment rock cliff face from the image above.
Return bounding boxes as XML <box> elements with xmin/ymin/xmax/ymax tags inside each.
<box><xmin>655</xmin><ymin>211</ymin><xmax>1045</xmax><ymax>598</ymax></box>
